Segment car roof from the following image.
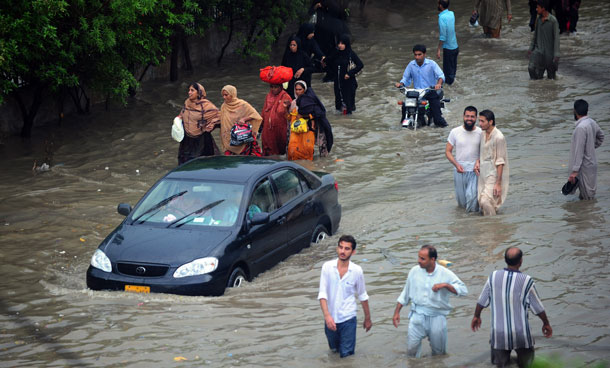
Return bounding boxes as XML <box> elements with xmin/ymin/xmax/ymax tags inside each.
<box><xmin>166</xmin><ymin>156</ymin><xmax>300</xmax><ymax>183</ymax></box>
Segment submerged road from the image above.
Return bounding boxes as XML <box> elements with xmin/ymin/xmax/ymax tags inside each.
<box><xmin>1</xmin><ymin>0</ymin><xmax>609</xmax><ymax>366</ymax></box>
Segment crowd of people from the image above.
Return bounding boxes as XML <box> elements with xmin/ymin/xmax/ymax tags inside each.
<box><xmin>174</xmin><ymin>0</ymin><xmax>361</xmax><ymax>162</ymax></box>
<box><xmin>169</xmin><ymin>0</ymin><xmax>604</xmax><ymax>365</ymax></box>
<box><xmin>319</xmin><ymin>236</ymin><xmax>553</xmax><ymax>366</ymax></box>
<box><xmin>445</xmin><ymin>99</ymin><xmax>603</xmax><ymax>216</ymax></box>
<box><xmin>174</xmin><ymin>0</ymin><xmax>603</xmax><ymax>209</ymax></box>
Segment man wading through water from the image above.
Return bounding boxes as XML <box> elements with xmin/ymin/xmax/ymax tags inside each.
<box><xmin>318</xmin><ymin>235</ymin><xmax>372</xmax><ymax>358</ymax></box>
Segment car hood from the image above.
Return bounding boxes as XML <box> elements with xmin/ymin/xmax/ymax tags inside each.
<box><xmin>99</xmin><ymin>224</ymin><xmax>233</xmax><ymax>265</ymax></box>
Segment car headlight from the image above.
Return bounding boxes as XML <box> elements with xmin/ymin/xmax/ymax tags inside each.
<box><xmin>90</xmin><ymin>249</ymin><xmax>112</xmax><ymax>272</ymax></box>
<box><xmin>173</xmin><ymin>257</ymin><xmax>218</xmax><ymax>278</ymax></box>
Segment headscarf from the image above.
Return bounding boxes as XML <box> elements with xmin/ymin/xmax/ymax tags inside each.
<box><xmin>294</xmin><ymin>80</ymin><xmax>308</xmax><ymax>94</ymax></box>
<box><xmin>263</xmin><ymin>86</ymin><xmax>291</xmax><ymax>119</ymax></box>
<box><xmin>333</xmin><ymin>34</ymin><xmax>352</xmax><ymax>64</ymax></box>
<box><xmin>328</xmin><ymin>33</ymin><xmax>362</xmax><ymax>80</ymax></box>
<box><xmin>281</xmin><ymin>35</ymin><xmax>303</xmax><ymax>66</ymax></box>
<box><xmin>220</xmin><ymin>85</ymin><xmax>263</xmax><ymax>154</ymax></box>
<box><xmin>290</xmin><ymin>80</ymin><xmax>308</xmax><ymax>112</ymax></box>
<box><xmin>282</xmin><ymin>35</ymin><xmax>314</xmax><ymax>99</ymax></box>
<box><xmin>182</xmin><ymin>82</ymin><xmax>220</xmax><ymax>138</ymax></box>
<box><xmin>297</xmin><ymin>23</ymin><xmax>315</xmax><ymax>40</ymax></box>
<box><xmin>295</xmin><ymin>81</ymin><xmax>334</xmax><ymax>152</ymax></box>
<box><xmin>261</xmin><ymin>85</ymin><xmax>292</xmax><ymax>155</ymax></box>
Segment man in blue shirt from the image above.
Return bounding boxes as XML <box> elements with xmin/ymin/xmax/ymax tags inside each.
<box><xmin>437</xmin><ymin>0</ymin><xmax>459</xmax><ymax>85</ymax></box>
<box><xmin>392</xmin><ymin>245</ymin><xmax>467</xmax><ymax>357</ymax></box>
<box><xmin>395</xmin><ymin>44</ymin><xmax>448</xmax><ymax>127</ymax></box>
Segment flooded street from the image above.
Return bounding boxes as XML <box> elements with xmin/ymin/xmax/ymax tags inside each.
<box><xmin>1</xmin><ymin>0</ymin><xmax>609</xmax><ymax>366</ymax></box>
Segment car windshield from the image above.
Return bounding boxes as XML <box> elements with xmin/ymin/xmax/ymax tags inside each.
<box><xmin>130</xmin><ymin>179</ymin><xmax>244</xmax><ymax>227</ymax></box>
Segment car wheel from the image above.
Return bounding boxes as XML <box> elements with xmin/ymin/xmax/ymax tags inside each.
<box><xmin>311</xmin><ymin>224</ymin><xmax>329</xmax><ymax>244</ymax></box>
<box><xmin>227</xmin><ymin>267</ymin><xmax>246</xmax><ymax>288</ymax></box>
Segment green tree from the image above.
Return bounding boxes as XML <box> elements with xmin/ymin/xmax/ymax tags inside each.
<box><xmin>213</xmin><ymin>0</ymin><xmax>307</xmax><ymax>64</ymax></box>
<box><xmin>0</xmin><ymin>0</ymin><xmax>307</xmax><ymax>137</ymax></box>
<box><xmin>1</xmin><ymin>0</ymin><xmax>201</xmax><ymax>137</ymax></box>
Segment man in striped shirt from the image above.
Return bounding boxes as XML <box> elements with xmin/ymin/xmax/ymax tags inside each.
<box><xmin>471</xmin><ymin>247</ymin><xmax>552</xmax><ymax>367</ymax></box>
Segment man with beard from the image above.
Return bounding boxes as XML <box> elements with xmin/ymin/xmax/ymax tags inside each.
<box><xmin>567</xmin><ymin>99</ymin><xmax>604</xmax><ymax>200</ymax></box>
<box><xmin>318</xmin><ymin>235</ymin><xmax>372</xmax><ymax>358</ymax></box>
<box><xmin>392</xmin><ymin>245</ymin><xmax>468</xmax><ymax>357</ymax></box>
<box><xmin>446</xmin><ymin>106</ymin><xmax>482</xmax><ymax>212</ymax></box>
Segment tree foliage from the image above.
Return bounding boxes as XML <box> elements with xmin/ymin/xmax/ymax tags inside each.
<box><xmin>0</xmin><ymin>0</ymin><xmax>307</xmax><ymax>136</ymax></box>
<box><xmin>235</xmin><ymin>0</ymin><xmax>306</xmax><ymax>60</ymax></box>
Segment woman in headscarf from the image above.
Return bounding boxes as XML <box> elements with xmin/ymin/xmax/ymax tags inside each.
<box><xmin>219</xmin><ymin>85</ymin><xmax>263</xmax><ymax>156</ymax></box>
<box><xmin>281</xmin><ymin>35</ymin><xmax>314</xmax><ymax>99</ymax></box>
<box><xmin>297</xmin><ymin>23</ymin><xmax>326</xmax><ymax>73</ymax></box>
<box><xmin>325</xmin><ymin>34</ymin><xmax>363</xmax><ymax>114</ymax></box>
<box><xmin>261</xmin><ymin>84</ymin><xmax>292</xmax><ymax>156</ymax></box>
<box><xmin>309</xmin><ymin>0</ymin><xmax>350</xmax><ymax>54</ymax></box>
<box><xmin>177</xmin><ymin>82</ymin><xmax>221</xmax><ymax>165</ymax></box>
<box><xmin>294</xmin><ymin>80</ymin><xmax>334</xmax><ymax>157</ymax></box>
<box><xmin>286</xmin><ymin>81</ymin><xmax>314</xmax><ymax>160</ymax></box>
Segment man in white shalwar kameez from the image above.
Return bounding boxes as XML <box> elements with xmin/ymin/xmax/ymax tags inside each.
<box><xmin>475</xmin><ymin>110</ymin><xmax>509</xmax><ymax>216</ymax></box>
<box><xmin>446</xmin><ymin>106</ymin><xmax>482</xmax><ymax>212</ymax></box>
<box><xmin>568</xmin><ymin>99</ymin><xmax>604</xmax><ymax>200</ymax></box>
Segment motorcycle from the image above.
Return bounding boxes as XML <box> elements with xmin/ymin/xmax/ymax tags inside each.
<box><xmin>397</xmin><ymin>87</ymin><xmax>450</xmax><ymax>130</ymax></box>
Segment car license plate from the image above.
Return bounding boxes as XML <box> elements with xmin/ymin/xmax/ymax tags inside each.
<box><xmin>125</xmin><ymin>285</ymin><xmax>150</xmax><ymax>293</ymax></box>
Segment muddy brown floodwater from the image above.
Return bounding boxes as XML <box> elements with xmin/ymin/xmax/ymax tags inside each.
<box><xmin>1</xmin><ymin>0</ymin><xmax>609</xmax><ymax>366</ymax></box>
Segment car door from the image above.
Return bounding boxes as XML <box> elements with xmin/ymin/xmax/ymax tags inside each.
<box><xmin>244</xmin><ymin>176</ymin><xmax>286</xmax><ymax>274</ymax></box>
<box><xmin>270</xmin><ymin>168</ymin><xmax>316</xmax><ymax>254</ymax></box>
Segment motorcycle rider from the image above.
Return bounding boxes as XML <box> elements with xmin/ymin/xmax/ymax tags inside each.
<box><xmin>395</xmin><ymin>44</ymin><xmax>448</xmax><ymax>128</ymax></box>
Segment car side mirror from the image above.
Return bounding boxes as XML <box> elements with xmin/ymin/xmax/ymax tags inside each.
<box><xmin>249</xmin><ymin>212</ymin><xmax>270</xmax><ymax>226</ymax></box>
<box><xmin>117</xmin><ymin>203</ymin><xmax>132</xmax><ymax>216</ymax></box>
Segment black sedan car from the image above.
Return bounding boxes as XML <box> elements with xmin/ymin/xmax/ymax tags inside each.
<box><xmin>86</xmin><ymin>156</ymin><xmax>341</xmax><ymax>296</ymax></box>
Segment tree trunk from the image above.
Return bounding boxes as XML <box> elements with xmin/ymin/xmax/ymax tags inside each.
<box><xmin>182</xmin><ymin>36</ymin><xmax>192</xmax><ymax>71</ymax></box>
<box><xmin>138</xmin><ymin>64</ymin><xmax>151</xmax><ymax>82</ymax></box>
<box><xmin>13</xmin><ymin>86</ymin><xmax>44</xmax><ymax>138</ymax></box>
<box><xmin>170</xmin><ymin>33</ymin><xmax>180</xmax><ymax>82</ymax></box>
<box><xmin>218</xmin><ymin>14</ymin><xmax>234</xmax><ymax>66</ymax></box>
<box><xmin>67</xmin><ymin>85</ymin><xmax>90</xmax><ymax>114</ymax></box>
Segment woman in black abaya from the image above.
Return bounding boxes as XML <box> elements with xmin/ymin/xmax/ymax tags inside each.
<box><xmin>325</xmin><ymin>34</ymin><xmax>363</xmax><ymax>114</ymax></box>
<box><xmin>281</xmin><ymin>35</ymin><xmax>314</xmax><ymax>99</ymax></box>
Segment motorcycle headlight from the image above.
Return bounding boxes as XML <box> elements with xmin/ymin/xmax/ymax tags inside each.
<box><xmin>90</xmin><ymin>249</ymin><xmax>112</xmax><ymax>272</ymax></box>
<box><xmin>173</xmin><ymin>257</ymin><xmax>218</xmax><ymax>278</ymax></box>
<box><xmin>404</xmin><ymin>100</ymin><xmax>417</xmax><ymax>107</ymax></box>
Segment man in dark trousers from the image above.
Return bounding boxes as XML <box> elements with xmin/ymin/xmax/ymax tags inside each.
<box><xmin>471</xmin><ymin>247</ymin><xmax>553</xmax><ymax>367</ymax></box>
<box><xmin>437</xmin><ymin>0</ymin><xmax>459</xmax><ymax>85</ymax></box>
<box><xmin>395</xmin><ymin>44</ymin><xmax>448</xmax><ymax>128</ymax></box>
<box><xmin>528</xmin><ymin>0</ymin><xmax>560</xmax><ymax>79</ymax></box>
<box><xmin>318</xmin><ymin>235</ymin><xmax>372</xmax><ymax>357</ymax></box>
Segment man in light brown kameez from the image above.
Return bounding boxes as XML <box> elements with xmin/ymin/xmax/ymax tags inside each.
<box><xmin>474</xmin><ymin>0</ymin><xmax>512</xmax><ymax>38</ymax></box>
<box><xmin>475</xmin><ymin>110</ymin><xmax>509</xmax><ymax>216</ymax></box>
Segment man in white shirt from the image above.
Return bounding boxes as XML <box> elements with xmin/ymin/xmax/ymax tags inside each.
<box><xmin>392</xmin><ymin>245</ymin><xmax>467</xmax><ymax>357</ymax></box>
<box><xmin>445</xmin><ymin>106</ymin><xmax>482</xmax><ymax>212</ymax></box>
<box><xmin>318</xmin><ymin>235</ymin><xmax>372</xmax><ymax>358</ymax></box>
